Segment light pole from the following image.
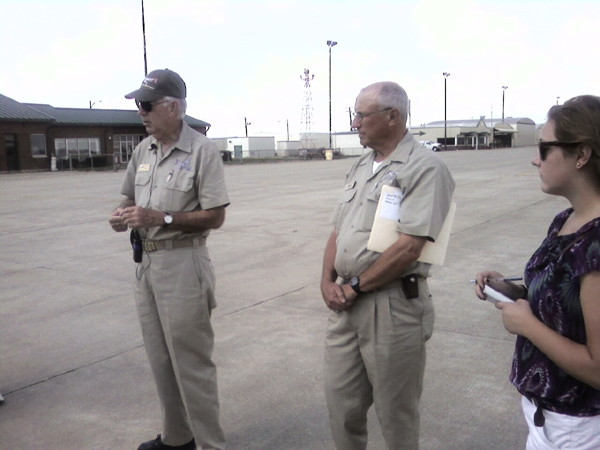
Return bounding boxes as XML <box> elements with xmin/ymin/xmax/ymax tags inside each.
<box><xmin>244</xmin><ymin>117</ymin><xmax>251</xmax><ymax>137</ymax></box>
<box><xmin>327</xmin><ymin>40</ymin><xmax>337</xmax><ymax>150</ymax></box>
<box><xmin>502</xmin><ymin>86</ymin><xmax>508</xmax><ymax>122</ymax></box>
<box><xmin>89</xmin><ymin>100</ymin><xmax>101</xmax><ymax>108</ymax></box>
<box><xmin>443</xmin><ymin>72</ymin><xmax>450</xmax><ymax>150</ymax></box>
<box><xmin>556</xmin><ymin>96</ymin><xmax>560</xmax><ymax>105</ymax></box>
<box><xmin>279</xmin><ymin>119</ymin><xmax>290</xmax><ymax>141</ymax></box>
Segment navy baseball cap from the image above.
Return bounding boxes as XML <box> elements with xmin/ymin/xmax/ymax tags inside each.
<box><xmin>124</xmin><ymin>69</ymin><xmax>187</xmax><ymax>101</ymax></box>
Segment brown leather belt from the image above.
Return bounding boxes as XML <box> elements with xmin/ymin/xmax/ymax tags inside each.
<box><xmin>142</xmin><ymin>238</ymin><xmax>206</xmax><ymax>252</ymax></box>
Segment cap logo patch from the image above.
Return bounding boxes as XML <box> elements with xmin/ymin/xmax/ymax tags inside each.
<box><xmin>142</xmin><ymin>77</ymin><xmax>158</xmax><ymax>90</ymax></box>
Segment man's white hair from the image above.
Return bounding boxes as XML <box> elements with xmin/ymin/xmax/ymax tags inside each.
<box><xmin>362</xmin><ymin>82</ymin><xmax>409</xmax><ymax>123</ymax></box>
<box><xmin>164</xmin><ymin>96</ymin><xmax>187</xmax><ymax>119</ymax></box>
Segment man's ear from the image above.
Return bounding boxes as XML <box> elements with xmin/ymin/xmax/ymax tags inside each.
<box><xmin>168</xmin><ymin>100</ymin><xmax>179</xmax><ymax>117</ymax></box>
<box><xmin>388</xmin><ymin>108</ymin><xmax>401</xmax><ymax>125</ymax></box>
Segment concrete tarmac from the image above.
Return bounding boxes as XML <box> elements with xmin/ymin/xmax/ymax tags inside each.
<box><xmin>0</xmin><ymin>147</ymin><xmax>568</xmax><ymax>449</ymax></box>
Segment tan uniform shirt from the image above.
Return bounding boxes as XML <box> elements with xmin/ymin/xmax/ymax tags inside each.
<box><xmin>120</xmin><ymin>122</ymin><xmax>230</xmax><ymax>241</ymax></box>
<box><xmin>331</xmin><ymin>132</ymin><xmax>455</xmax><ymax>281</ymax></box>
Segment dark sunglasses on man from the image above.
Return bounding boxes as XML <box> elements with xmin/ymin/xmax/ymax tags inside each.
<box><xmin>135</xmin><ymin>99</ymin><xmax>169</xmax><ymax>113</ymax></box>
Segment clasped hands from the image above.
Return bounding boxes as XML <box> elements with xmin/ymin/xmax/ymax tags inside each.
<box><xmin>321</xmin><ymin>280</ymin><xmax>358</xmax><ymax>313</ymax></box>
<box><xmin>109</xmin><ymin>206</ymin><xmax>163</xmax><ymax>232</ymax></box>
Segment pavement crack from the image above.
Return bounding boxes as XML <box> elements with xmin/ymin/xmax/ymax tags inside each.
<box><xmin>451</xmin><ymin>199</ymin><xmax>548</xmax><ymax>236</ymax></box>
<box><xmin>435</xmin><ymin>327</ymin><xmax>515</xmax><ymax>342</ymax></box>
<box><xmin>4</xmin><ymin>345</ymin><xmax>144</xmax><ymax>396</ymax></box>
<box><xmin>218</xmin><ymin>286</ymin><xmax>308</xmax><ymax>318</ymax></box>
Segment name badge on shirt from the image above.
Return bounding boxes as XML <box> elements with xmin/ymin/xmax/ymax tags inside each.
<box><xmin>138</xmin><ymin>164</ymin><xmax>151</xmax><ymax>172</ymax></box>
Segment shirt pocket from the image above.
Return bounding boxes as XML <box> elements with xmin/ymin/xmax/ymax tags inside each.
<box><xmin>361</xmin><ymin>191</ymin><xmax>380</xmax><ymax>230</ymax></box>
<box><xmin>164</xmin><ymin>172</ymin><xmax>196</xmax><ymax>211</ymax></box>
<box><xmin>134</xmin><ymin>171</ymin><xmax>152</xmax><ymax>205</ymax></box>
<box><xmin>340</xmin><ymin>180</ymin><xmax>357</xmax><ymax>204</ymax></box>
<box><xmin>134</xmin><ymin>170</ymin><xmax>152</xmax><ymax>186</ymax></box>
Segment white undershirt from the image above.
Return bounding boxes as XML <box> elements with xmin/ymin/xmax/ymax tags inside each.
<box><xmin>373</xmin><ymin>160</ymin><xmax>382</xmax><ymax>173</ymax></box>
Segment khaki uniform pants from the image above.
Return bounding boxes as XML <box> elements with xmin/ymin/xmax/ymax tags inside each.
<box><xmin>324</xmin><ymin>281</ymin><xmax>434</xmax><ymax>450</ymax></box>
<box><xmin>135</xmin><ymin>246</ymin><xmax>225</xmax><ymax>450</ymax></box>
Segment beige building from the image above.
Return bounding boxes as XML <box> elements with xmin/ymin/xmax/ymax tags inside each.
<box><xmin>412</xmin><ymin>116</ymin><xmax>536</xmax><ymax>149</ymax></box>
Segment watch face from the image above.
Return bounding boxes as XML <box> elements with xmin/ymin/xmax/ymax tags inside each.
<box><xmin>350</xmin><ymin>277</ymin><xmax>359</xmax><ymax>287</ymax></box>
<box><xmin>164</xmin><ymin>214</ymin><xmax>173</xmax><ymax>224</ymax></box>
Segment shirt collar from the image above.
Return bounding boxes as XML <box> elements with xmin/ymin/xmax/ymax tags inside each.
<box><xmin>148</xmin><ymin>121</ymin><xmax>193</xmax><ymax>155</ymax></box>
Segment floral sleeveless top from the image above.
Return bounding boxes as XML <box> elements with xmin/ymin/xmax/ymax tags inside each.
<box><xmin>510</xmin><ymin>208</ymin><xmax>600</xmax><ymax>416</ymax></box>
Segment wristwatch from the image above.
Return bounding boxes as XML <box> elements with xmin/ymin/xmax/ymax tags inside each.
<box><xmin>163</xmin><ymin>212</ymin><xmax>173</xmax><ymax>227</ymax></box>
<box><xmin>349</xmin><ymin>276</ymin><xmax>364</xmax><ymax>294</ymax></box>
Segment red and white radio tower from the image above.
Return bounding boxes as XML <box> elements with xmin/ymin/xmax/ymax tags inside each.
<box><xmin>300</xmin><ymin>68</ymin><xmax>315</xmax><ymax>148</ymax></box>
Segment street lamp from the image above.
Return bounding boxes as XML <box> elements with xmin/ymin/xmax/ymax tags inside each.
<box><xmin>244</xmin><ymin>117</ymin><xmax>251</xmax><ymax>137</ymax></box>
<box><xmin>556</xmin><ymin>96</ymin><xmax>560</xmax><ymax>105</ymax></box>
<box><xmin>502</xmin><ymin>86</ymin><xmax>508</xmax><ymax>122</ymax></box>
<box><xmin>443</xmin><ymin>72</ymin><xmax>450</xmax><ymax>150</ymax></box>
<box><xmin>279</xmin><ymin>119</ymin><xmax>290</xmax><ymax>141</ymax></box>
<box><xmin>327</xmin><ymin>40</ymin><xmax>338</xmax><ymax>150</ymax></box>
<box><xmin>89</xmin><ymin>100</ymin><xmax>101</xmax><ymax>108</ymax></box>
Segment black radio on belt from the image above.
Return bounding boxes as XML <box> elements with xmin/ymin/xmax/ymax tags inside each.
<box><xmin>401</xmin><ymin>274</ymin><xmax>420</xmax><ymax>299</ymax></box>
<box><xmin>130</xmin><ymin>229</ymin><xmax>143</xmax><ymax>263</ymax></box>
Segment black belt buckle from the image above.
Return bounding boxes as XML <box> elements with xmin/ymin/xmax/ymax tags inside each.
<box><xmin>401</xmin><ymin>274</ymin><xmax>419</xmax><ymax>299</ymax></box>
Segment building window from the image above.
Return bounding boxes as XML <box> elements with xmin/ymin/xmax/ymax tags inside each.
<box><xmin>31</xmin><ymin>134</ymin><xmax>47</xmax><ymax>158</ymax></box>
<box><xmin>54</xmin><ymin>138</ymin><xmax>101</xmax><ymax>159</ymax></box>
<box><xmin>113</xmin><ymin>134</ymin><xmax>145</xmax><ymax>163</ymax></box>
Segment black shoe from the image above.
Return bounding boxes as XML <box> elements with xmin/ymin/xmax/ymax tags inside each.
<box><xmin>137</xmin><ymin>434</ymin><xmax>196</xmax><ymax>450</ymax></box>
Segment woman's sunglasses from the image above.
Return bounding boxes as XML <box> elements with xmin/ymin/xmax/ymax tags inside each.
<box><xmin>538</xmin><ymin>141</ymin><xmax>581</xmax><ymax>160</ymax></box>
<box><xmin>135</xmin><ymin>99</ymin><xmax>169</xmax><ymax>113</ymax></box>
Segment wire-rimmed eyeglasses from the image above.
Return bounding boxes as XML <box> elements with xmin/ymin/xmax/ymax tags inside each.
<box><xmin>352</xmin><ymin>107</ymin><xmax>393</xmax><ymax>122</ymax></box>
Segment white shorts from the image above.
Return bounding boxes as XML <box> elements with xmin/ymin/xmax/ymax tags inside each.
<box><xmin>522</xmin><ymin>396</ymin><xmax>600</xmax><ymax>450</ymax></box>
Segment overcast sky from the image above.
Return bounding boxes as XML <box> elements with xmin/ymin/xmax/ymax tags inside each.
<box><xmin>2</xmin><ymin>0</ymin><xmax>598</xmax><ymax>141</ymax></box>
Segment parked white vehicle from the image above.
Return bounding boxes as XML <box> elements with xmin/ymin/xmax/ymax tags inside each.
<box><xmin>418</xmin><ymin>140</ymin><xmax>441</xmax><ymax>152</ymax></box>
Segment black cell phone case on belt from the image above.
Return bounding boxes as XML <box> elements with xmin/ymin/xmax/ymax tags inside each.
<box><xmin>401</xmin><ymin>274</ymin><xmax>419</xmax><ymax>299</ymax></box>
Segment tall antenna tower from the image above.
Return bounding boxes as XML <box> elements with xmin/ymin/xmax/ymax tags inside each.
<box><xmin>300</xmin><ymin>68</ymin><xmax>315</xmax><ymax>148</ymax></box>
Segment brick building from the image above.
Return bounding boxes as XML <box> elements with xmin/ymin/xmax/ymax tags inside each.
<box><xmin>0</xmin><ymin>93</ymin><xmax>210</xmax><ymax>172</ymax></box>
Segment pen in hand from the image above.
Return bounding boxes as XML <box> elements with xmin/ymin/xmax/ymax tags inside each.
<box><xmin>469</xmin><ymin>277</ymin><xmax>523</xmax><ymax>283</ymax></box>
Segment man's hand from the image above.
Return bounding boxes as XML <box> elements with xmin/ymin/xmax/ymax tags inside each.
<box><xmin>109</xmin><ymin>208</ymin><xmax>128</xmax><ymax>232</ymax></box>
<box><xmin>321</xmin><ymin>280</ymin><xmax>358</xmax><ymax>313</ymax></box>
<box><xmin>120</xmin><ymin>206</ymin><xmax>162</xmax><ymax>229</ymax></box>
<box><xmin>321</xmin><ymin>279</ymin><xmax>347</xmax><ymax>313</ymax></box>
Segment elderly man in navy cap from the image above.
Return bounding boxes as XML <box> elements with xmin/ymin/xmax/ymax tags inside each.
<box><xmin>109</xmin><ymin>69</ymin><xmax>229</xmax><ymax>450</ymax></box>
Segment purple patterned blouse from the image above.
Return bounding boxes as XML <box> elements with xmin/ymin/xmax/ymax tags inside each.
<box><xmin>511</xmin><ymin>208</ymin><xmax>600</xmax><ymax>416</ymax></box>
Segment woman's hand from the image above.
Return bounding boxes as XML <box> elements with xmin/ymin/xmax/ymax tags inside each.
<box><xmin>496</xmin><ymin>300</ymin><xmax>536</xmax><ymax>336</ymax></box>
<box><xmin>475</xmin><ymin>270</ymin><xmax>525</xmax><ymax>301</ymax></box>
<box><xmin>475</xmin><ymin>270</ymin><xmax>506</xmax><ymax>300</ymax></box>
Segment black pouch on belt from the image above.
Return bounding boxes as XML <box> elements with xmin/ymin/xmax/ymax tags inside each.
<box><xmin>401</xmin><ymin>274</ymin><xmax>419</xmax><ymax>299</ymax></box>
<box><xmin>130</xmin><ymin>229</ymin><xmax>142</xmax><ymax>263</ymax></box>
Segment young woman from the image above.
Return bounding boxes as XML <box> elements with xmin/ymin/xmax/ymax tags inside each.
<box><xmin>476</xmin><ymin>95</ymin><xmax>600</xmax><ymax>450</ymax></box>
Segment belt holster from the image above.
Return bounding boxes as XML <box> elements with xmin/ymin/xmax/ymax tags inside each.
<box><xmin>401</xmin><ymin>274</ymin><xmax>420</xmax><ymax>299</ymax></box>
<box><xmin>130</xmin><ymin>230</ymin><xmax>142</xmax><ymax>263</ymax></box>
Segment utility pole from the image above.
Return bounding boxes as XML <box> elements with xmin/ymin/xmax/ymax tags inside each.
<box><xmin>141</xmin><ymin>0</ymin><xmax>148</xmax><ymax>75</ymax></box>
<box><xmin>244</xmin><ymin>117</ymin><xmax>251</xmax><ymax>137</ymax></box>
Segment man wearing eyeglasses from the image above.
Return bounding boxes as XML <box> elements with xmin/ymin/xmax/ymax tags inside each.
<box><xmin>321</xmin><ymin>81</ymin><xmax>454</xmax><ymax>450</ymax></box>
<box><xmin>109</xmin><ymin>69</ymin><xmax>229</xmax><ymax>450</ymax></box>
